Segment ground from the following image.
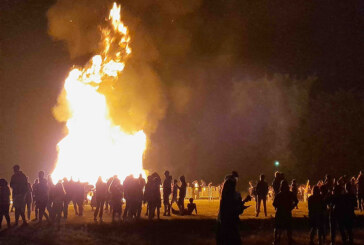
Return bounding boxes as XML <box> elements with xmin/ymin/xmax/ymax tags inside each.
<box><xmin>0</xmin><ymin>200</ymin><xmax>363</xmax><ymax>244</ymax></box>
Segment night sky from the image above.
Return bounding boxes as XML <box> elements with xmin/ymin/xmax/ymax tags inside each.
<box><xmin>1</xmin><ymin>0</ymin><xmax>364</xmax><ymax>186</ymax></box>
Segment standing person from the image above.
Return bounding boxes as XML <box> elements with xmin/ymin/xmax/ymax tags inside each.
<box><xmin>10</xmin><ymin>165</ymin><xmax>28</xmax><ymax>226</ymax></box>
<box><xmin>148</xmin><ymin>177</ymin><xmax>161</xmax><ymax>220</ymax></box>
<box><xmin>136</xmin><ymin>174</ymin><xmax>145</xmax><ymax>218</ymax></box>
<box><xmin>122</xmin><ymin>175</ymin><xmax>133</xmax><ymax>220</ymax></box>
<box><xmin>216</xmin><ymin>176</ymin><xmax>251</xmax><ymax>245</ymax></box>
<box><xmin>171</xmin><ymin>179</ymin><xmax>178</xmax><ymax>207</ymax></box>
<box><xmin>143</xmin><ymin>176</ymin><xmax>152</xmax><ymax>216</ymax></box>
<box><xmin>163</xmin><ymin>171</ymin><xmax>172</xmax><ymax>216</ymax></box>
<box><xmin>35</xmin><ymin>171</ymin><xmax>49</xmax><ymax>223</ymax></box>
<box><xmin>291</xmin><ymin>179</ymin><xmax>298</xmax><ymax>209</ymax></box>
<box><xmin>256</xmin><ymin>174</ymin><xmax>268</xmax><ymax>217</ymax></box>
<box><xmin>32</xmin><ymin>179</ymin><xmax>39</xmax><ymax>221</ymax></box>
<box><xmin>357</xmin><ymin>171</ymin><xmax>364</xmax><ymax>212</ymax></box>
<box><xmin>0</xmin><ymin>179</ymin><xmax>11</xmax><ymax>229</ymax></box>
<box><xmin>47</xmin><ymin>175</ymin><xmax>55</xmax><ymax>221</ymax></box>
<box><xmin>93</xmin><ymin>177</ymin><xmax>108</xmax><ymax>222</ymax></box>
<box><xmin>273</xmin><ymin>180</ymin><xmax>299</xmax><ymax>245</ymax></box>
<box><xmin>25</xmin><ymin>177</ymin><xmax>32</xmax><ymax>221</ymax></box>
<box><xmin>272</xmin><ymin>172</ymin><xmax>281</xmax><ymax>199</ymax></box>
<box><xmin>74</xmin><ymin>181</ymin><xmax>84</xmax><ymax>216</ymax></box>
<box><xmin>308</xmin><ymin>186</ymin><xmax>325</xmax><ymax>245</ymax></box>
<box><xmin>109</xmin><ymin>177</ymin><xmax>123</xmax><ymax>223</ymax></box>
<box><xmin>52</xmin><ymin>182</ymin><xmax>66</xmax><ymax>227</ymax></box>
<box><xmin>177</xmin><ymin>176</ymin><xmax>187</xmax><ymax>215</ymax></box>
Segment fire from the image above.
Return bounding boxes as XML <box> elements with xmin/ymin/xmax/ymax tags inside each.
<box><xmin>52</xmin><ymin>3</ymin><xmax>146</xmax><ymax>184</ymax></box>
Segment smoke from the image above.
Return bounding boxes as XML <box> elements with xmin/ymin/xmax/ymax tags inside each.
<box><xmin>47</xmin><ymin>0</ymin><xmax>171</xmax><ymax>134</ymax></box>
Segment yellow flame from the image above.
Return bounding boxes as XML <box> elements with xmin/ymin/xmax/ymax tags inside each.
<box><xmin>52</xmin><ymin>3</ymin><xmax>146</xmax><ymax>184</ymax></box>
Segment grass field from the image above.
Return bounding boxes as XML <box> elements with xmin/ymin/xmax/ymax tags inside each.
<box><xmin>1</xmin><ymin>199</ymin><xmax>363</xmax><ymax>244</ymax></box>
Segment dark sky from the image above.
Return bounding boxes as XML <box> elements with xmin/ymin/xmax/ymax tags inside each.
<box><xmin>1</xmin><ymin>0</ymin><xmax>364</xmax><ymax>185</ymax></box>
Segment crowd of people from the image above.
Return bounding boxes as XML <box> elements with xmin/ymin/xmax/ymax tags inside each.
<box><xmin>1</xmin><ymin>165</ymin><xmax>363</xmax><ymax>245</ymax></box>
<box><xmin>0</xmin><ymin>166</ymin><xmax>198</xmax><ymax>229</ymax></box>
<box><xmin>217</xmin><ymin>170</ymin><xmax>364</xmax><ymax>245</ymax></box>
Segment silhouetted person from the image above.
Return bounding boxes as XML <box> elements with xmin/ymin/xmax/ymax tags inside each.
<box><xmin>172</xmin><ymin>198</ymin><xmax>197</xmax><ymax>215</ymax></box>
<box><xmin>272</xmin><ymin>172</ymin><xmax>281</xmax><ymax>198</ymax></box>
<box><xmin>148</xmin><ymin>176</ymin><xmax>161</xmax><ymax>220</ymax></box>
<box><xmin>328</xmin><ymin>184</ymin><xmax>356</xmax><ymax>245</ymax></box>
<box><xmin>171</xmin><ymin>179</ymin><xmax>178</xmax><ymax>207</ymax></box>
<box><xmin>273</xmin><ymin>180</ymin><xmax>299</xmax><ymax>245</ymax></box>
<box><xmin>35</xmin><ymin>171</ymin><xmax>49</xmax><ymax>223</ymax></box>
<box><xmin>0</xmin><ymin>179</ymin><xmax>11</xmax><ymax>229</ymax></box>
<box><xmin>62</xmin><ymin>178</ymin><xmax>72</xmax><ymax>219</ymax></box>
<box><xmin>358</xmin><ymin>171</ymin><xmax>364</xmax><ymax>212</ymax></box>
<box><xmin>47</xmin><ymin>175</ymin><xmax>55</xmax><ymax>220</ymax></box>
<box><xmin>74</xmin><ymin>181</ymin><xmax>84</xmax><ymax>216</ymax></box>
<box><xmin>216</xmin><ymin>176</ymin><xmax>251</xmax><ymax>245</ymax></box>
<box><xmin>163</xmin><ymin>171</ymin><xmax>172</xmax><ymax>216</ymax></box>
<box><xmin>10</xmin><ymin>165</ymin><xmax>28</xmax><ymax>226</ymax></box>
<box><xmin>53</xmin><ymin>182</ymin><xmax>66</xmax><ymax>228</ymax></box>
<box><xmin>94</xmin><ymin>177</ymin><xmax>108</xmax><ymax>222</ymax></box>
<box><xmin>122</xmin><ymin>175</ymin><xmax>133</xmax><ymax>220</ymax></box>
<box><xmin>256</xmin><ymin>174</ymin><xmax>268</xmax><ymax>217</ymax></box>
<box><xmin>32</xmin><ymin>179</ymin><xmax>39</xmax><ymax>221</ymax></box>
<box><xmin>136</xmin><ymin>174</ymin><xmax>145</xmax><ymax>218</ymax></box>
<box><xmin>308</xmin><ymin>186</ymin><xmax>325</xmax><ymax>245</ymax></box>
<box><xmin>177</xmin><ymin>176</ymin><xmax>187</xmax><ymax>215</ymax></box>
<box><xmin>144</xmin><ymin>175</ymin><xmax>153</xmax><ymax>216</ymax></box>
<box><xmin>25</xmin><ymin>177</ymin><xmax>32</xmax><ymax>221</ymax></box>
<box><xmin>109</xmin><ymin>177</ymin><xmax>123</xmax><ymax>223</ymax></box>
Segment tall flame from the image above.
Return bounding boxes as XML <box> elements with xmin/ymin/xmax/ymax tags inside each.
<box><xmin>52</xmin><ymin>3</ymin><xmax>146</xmax><ymax>184</ymax></box>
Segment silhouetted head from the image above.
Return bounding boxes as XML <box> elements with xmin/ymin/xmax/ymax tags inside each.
<box><xmin>34</xmin><ymin>179</ymin><xmax>39</xmax><ymax>184</ymax></box>
<box><xmin>292</xmin><ymin>179</ymin><xmax>296</xmax><ymax>184</ymax></box>
<box><xmin>38</xmin><ymin>171</ymin><xmax>45</xmax><ymax>179</ymax></box>
<box><xmin>260</xmin><ymin>174</ymin><xmax>265</xmax><ymax>181</ymax></box>
<box><xmin>189</xmin><ymin>198</ymin><xmax>194</xmax><ymax>203</ymax></box>
<box><xmin>164</xmin><ymin>170</ymin><xmax>170</xmax><ymax>177</ymax></box>
<box><xmin>0</xmin><ymin>179</ymin><xmax>7</xmax><ymax>187</ymax></box>
<box><xmin>180</xmin><ymin>176</ymin><xmax>185</xmax><ymax>182</ymax></box>
<box><xmin>232</xmin><ymin>171</ymin><xmax>239</xmax><ymax>181</ymax></box>
<box><xmin>13</xmin><ymin>165</ymin><xmax>20</xmax><ymax>173</ymax></box>
<box><xmin>312</xmin><ymin>185</ymin><xmax>320</xmax><ymax>196</ymax></box>
<box><xmin>147</xmin><ymin>175</ymin><xmax>152</xmax><ymax>182</ymax></box>
<box><xmin>275</xmin><ymin>171</ymin><xmax>279</xmax><ymax>178</ymax></box>
<box><xmin>280</xmin><ymin>180</ymin><xmax>289</xmax><ymax>192</ymax></box>
<box><xmin>221</xmin><ymin>177</ymin><xmax>236</xmax><ymax>199</ymax></box>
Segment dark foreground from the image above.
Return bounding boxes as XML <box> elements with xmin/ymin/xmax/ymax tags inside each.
<box><xmin>1</xmin><ymin>216</ymin><xmax>364</xmax><ymax>245</ymax></box>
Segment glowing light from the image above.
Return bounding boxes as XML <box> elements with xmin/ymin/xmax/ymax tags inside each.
<box><xmin>52</xmin><ymin>3</ymin><xmax>146</xmax><ymax>184</ymax></box>
<box><xmin>275</xmin><ymin>161</ymin><xmax>280</xmax><ymax>167</ymax></box>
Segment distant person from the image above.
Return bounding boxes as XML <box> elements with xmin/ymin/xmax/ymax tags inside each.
<box><xmin>308</xmin><ymin>186</ymin><xmax>325</xmax><ymax>245</ymax></box>
<box><xmin>328</xmin><ymin>184</ymin><xmax>357</xmax><ymax>244</ymax></box>
<box><xmin>177</xmin><ymin>176</ymin><xmax>187</xmax><ymax>215</ymax></box>
<box><xmin>272</xmin><ymin>172</ymin><xmax>281</xmax><ymax>198</ymax></box>
<box><xmin>47</xmin><ymin>175</ymin><xmax>55</xmax><ymax>220</ymax></box>
<box><xmin>171</xmin><ymin>179</ymin><xmax>178</xmax><ymax>207</ymax></box>
<box><xmin>255</xmin><ymin>174</ymin><xmax>268</xmax><ymax>217</ymax></box>
<box><xmin>62</xmin><ymin>178</ymin><xmax>72</xmax><ymax>219</ymax></box>
<box><xmin>74</xmin><ymin>181</ymin><xmax>84</xmax><ymax>216</ymax></box>
<box><xmin>216</xmin><ymin>176</ymin><xmax>251</xmax><ymax>245</ymax></box>
<box><xmin>35</xmin><ymin>171</ymin><xmax>49</xmax><ymax>223</ymax></box>
<box><xmin>32</xmin><ymin>179</ymin><xmax>39</xmax><ymax>221</ymax></box>
<box><xmin>273</xmin><ymin>180</ymin><xmax>299</xmax><ymax>245</ymax></box>
<box><xmin>25</xmin><ymin>177</ymin><xmax>33</xmax><ymax>221</ymax></box>
<box><xmin>163</xmin><ymin>171</ymin><xmax>172</xmax><ymax>216</ymax></box>
<box><xmin>291</xmin><ymin>179</ymin><xmax>298</xmax><ymax>209</ymax></box>
<box><xmin>10</xmin><ymin>165</ymin><xmax>28</xmax><ymax>226</ymax></box>
<box><xmin>0</xmin><ymin>179</ymin><xmax>11</xmax><ymax>229</ymax></box>
<box><xmin>148</xmin><ymin>176</ymin><xmax>161</xmax><ymax>220</ymax></box>
<box><xmin>143</xmin><ymin>175</ymin><xmax>152</xmax><ymax>216</ymax></box>
<box><xmin>357</xmin><ymin>171</ymin><xmax>364</xmax><ymax>212</ymax></box>
<box><xmin>172</xmin><ymin>198</ymin><xmax>197</xmax><ymax>215</ymax></box>
<box><xmin>53</xmin><ymin>182</ymin><xmax>66</xmax><ymax>227</ymax></box>
<box><xmin>94</xmin><ymin>177</ymin><xmax>108</xmax><ymax>222</ymax></box>
<box><xmin>136</xmin><ymin>174</ymin><xmax>145</xmax><ymax>218</ymax></box>
<box><xmin>122</xmin><ymin>175</ymin><xmax>133</xmax><ymax>220</ymax></box>
<box><xmin>109</xmin><ymin>177</ymin><xmax>123</xmax><ymax>223</ymax></box>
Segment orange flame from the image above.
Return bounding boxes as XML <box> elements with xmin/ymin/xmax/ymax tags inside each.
<box><xmin>52</xmin><ymin>3</ymin><xmax>146</xmax><ymax>184</ymax></box>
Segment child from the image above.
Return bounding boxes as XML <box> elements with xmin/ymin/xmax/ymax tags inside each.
<box><xmin>0</xmin><ymin>179</ymin><xmax>11</xmax><ymax>229</ymax></box>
